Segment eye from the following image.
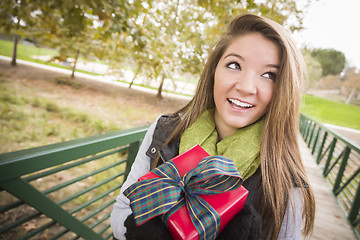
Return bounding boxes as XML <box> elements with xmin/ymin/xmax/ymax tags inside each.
<box><xmin>226</xmin><ymin>62</ymin><xmax>241</xmax><ymax>70</ymax></box>
<box><xmin>262</xmin><ymin>72</ymin><xmax>277</xmax><ymax>81</ymax></box>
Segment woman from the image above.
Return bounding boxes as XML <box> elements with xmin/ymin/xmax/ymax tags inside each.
<box><xmin>111</xmin><ymin>13</ymin><xmax>315</xmax><ymax>240</ymax></box>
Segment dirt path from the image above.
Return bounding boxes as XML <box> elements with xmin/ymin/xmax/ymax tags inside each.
<box><xmin>0</xmin><ymin>58</ymin><xmax>190</xmax><ymax>125</ymax></box>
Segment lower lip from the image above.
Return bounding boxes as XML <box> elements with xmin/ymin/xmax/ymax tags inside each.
<box><xmin>227</xmin><ymin>101</ymin><xmax>253</xmax><ymax>112</ymax></box>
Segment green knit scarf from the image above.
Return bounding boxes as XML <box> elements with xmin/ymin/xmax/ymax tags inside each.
<box><xmin>179</xmin><ymin>109</ymin><xmax>264</xmax><ymax>180</ymax></box>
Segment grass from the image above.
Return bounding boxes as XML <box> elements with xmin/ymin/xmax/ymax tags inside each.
<box><xmin>0</xmin><ymin>39</ymin><xmax>101</xmax><ymax>76</ymax></box>
<box><xmin>0</xmin><ymin>65</ymin><xmax>164</xmax><ymax>153</ymax></box>
<box><xmin>0</xmin><ymin>48</ymin><xmax>174</xmax><ymax>239</ymax></box>
<box><xmin>0</xmin><ymin>38</ymin><xmax>58</xmax><ymax>59</ymax></box>
<box><xmin>116</xmin><ymin>79</ymin><xmax>195</xmax><ymax>98</ymax></box>
<box><xmin>0</xmin><ymin>71</ymin><xmax>145</xmax><ymax>239</ymax></box>
<box><xmin>301</xmin><ymin>94</ymin><xmax>360</xmax><ymax>130</ymax></box>
<box><xmin>1</xmin><ymin>38</ymin><xmax>196</xmax><ymax>95</ymax></box>
<box><xmin>0</xmin><ymin>75</ymin><xmax>119</xmax><ymax>153</ymax></box>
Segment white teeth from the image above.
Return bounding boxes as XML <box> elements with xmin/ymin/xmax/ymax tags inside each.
<box><xmin>228</xmin><ymin>98</ymin><xmax>254</xmax><ymax>108</ymax></box>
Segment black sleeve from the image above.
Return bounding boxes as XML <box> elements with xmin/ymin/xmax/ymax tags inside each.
<box><xmin>124</xmin><ymin>203</ymin><xmax>262</xmax><ymax>240</ymax></box>
<box><xmin>216</xmin><ymin>203</ymin><xmax>262</xmax><ymax>240</ymax></box>
<box><xmin>124</xmin><ymin>214</ymin><xmax>172</xmax><ymax>240</ymax></box>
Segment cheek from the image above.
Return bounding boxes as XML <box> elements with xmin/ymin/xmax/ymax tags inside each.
<box><xmin>214</xmin><ymin>68</ymin><xmax>232</xmax><ymax>91</ymax></box>
<box><xmin>257</xmin><ymin>80</ymin><xmax>275</xmax><ymax>108</ymax></box>
<box><xmin>261</xmin><ymin>83</ymin><xmax>275</xmax><ymax>107</ymax></box>
<box><xmin>213</xmin><ymin>69</ymin><xmax>224</xmax><ymax>98</ymax></box>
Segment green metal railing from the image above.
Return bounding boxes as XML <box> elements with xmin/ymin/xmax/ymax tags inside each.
<box><xmin>1</xmin><ymin>115</ymin><xmax>359</xmax><ymax>239</ymax></box>
<box><xmin>300</xmin><ymin>113</ymin><xmax>360</xmax><ymax>239</ymax></box>
<box><xmin>0</xmin><ymin>125</ymin><xmax>148</xmax><ymax>240</ymax></box>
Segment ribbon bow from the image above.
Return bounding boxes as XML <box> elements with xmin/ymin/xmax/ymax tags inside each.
<box><xmin>124</xmin><ymin>155</ymin><xmax>243</xmax><ymax>240</ymax></box>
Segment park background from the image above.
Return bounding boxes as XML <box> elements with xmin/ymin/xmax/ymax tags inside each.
<box><xmin>0</xmin><ymin>0</ymin><xmax>359</xmax><ymax>239</ymax></box>
<box><xmin>0</xmin><ymin>0</ymin><xmax>359</xmax><ymax>153</ymax></box>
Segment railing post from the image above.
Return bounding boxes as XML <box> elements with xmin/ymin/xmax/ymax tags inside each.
<box><xmin>302</xmin><ymin>119</ymin><xmax>308</xmax><ymax>138</ymax></box>
<box><xmin>317</xmin><ymin>132</ymin><xmax>328</xmax><ymax>164</ymax></box>
<box><xmin>348</xmin><ymin>182</ymin><xmax>360</xmax><ymax>227</ymax></box>
<box><xmin>304</xmin><ymin>121</ymin><xmax>311</xmax><ymax>142</ymax></box>
<box><xmin>308</xmin><ymin>123</ymin><xmax>317</xmax><ymax>148</ymax></box>
<box><xmin>299</xmin><ymin>115</ymin><xmax>305</xmax><ymax>135</ymax></box>
<box><xmin>333</xmin><ymin>147</ymin><xmax>351</xmax><ymax>195</ymax></box>
<box><xmin>0</xmin><ymin>178</ymin><xmax>103</xmax><ymax>240</ymax></box>
<box><xmin>323</xmin><ymin>138</ymin><xmax>337</xmax><ymax>177</ymax></box>
<box><xmin>124</xmin><ymin>141</ymin><xmax>140</xmax><ymax>182</ymax></box>
<box><xmin>299</xmin><ymin>113</ymin><xmax>360</xmax><ymax>238</ymax></box>
<box><xmin>312</xmin><ymin>127</ymin><xmax>321</xmax><ymax>155</ymax></box>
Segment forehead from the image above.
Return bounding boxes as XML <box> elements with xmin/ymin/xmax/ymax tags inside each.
<box><xmin>222</xmin><ymin>33</ymin><xmax>280</xmax><ymax>64</ymax></box>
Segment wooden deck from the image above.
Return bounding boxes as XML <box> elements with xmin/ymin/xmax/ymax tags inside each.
<box><xmin>299</xmin><ymin>136</ymin><xmax>357</xmax><ymax>240</ymax></box>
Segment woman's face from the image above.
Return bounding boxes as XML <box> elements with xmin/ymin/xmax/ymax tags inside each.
<box><xmin>213</xmin><ymin>32</ymin><xmax>280</xmax><ymax>139</ymax></box>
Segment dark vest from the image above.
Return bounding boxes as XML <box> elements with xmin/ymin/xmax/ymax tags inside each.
<box><xmin>145</xmin><ymin>114</ymin><xmax>264</xmax><ymax>212</ymax></box>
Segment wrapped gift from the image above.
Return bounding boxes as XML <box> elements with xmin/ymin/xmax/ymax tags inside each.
<box><xmin>124</xmin><ymin>145</ymin><xmax>248</xmax><ymax>240</ymax></box>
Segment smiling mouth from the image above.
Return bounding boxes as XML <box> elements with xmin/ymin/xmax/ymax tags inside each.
<box><xmin>227</xmin><ymin>98</ymin><xmax>254</xmax><ymax>109</ymax></box>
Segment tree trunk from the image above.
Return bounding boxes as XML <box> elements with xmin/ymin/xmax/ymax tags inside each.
<box><xmin>11</xmin><ymin>35</ymin><xmax>19</xmax><ymax>66</ymax></box>
<box><xmin>346</xmin><ymin>88</ymin><xmax>356</xmax><ymax>104</ymax></box>
<box><xmin>129</xmin><ymin>65</ymin><xmax>141</xmax><ymax>88</ymax></box>
<box><xmin>156</xmin><ymin>72</ymin><xmax>165</xmax><ymax>99</ymax></box>
<box><xmin>11</xmin><ymin>17</ymin><xmax>21</xmax><ymax>66</ymax></box>
<box><xmin>71</xmin><ymin>50</ymin><xmax>80</xmax><ymax>79</ymax></box>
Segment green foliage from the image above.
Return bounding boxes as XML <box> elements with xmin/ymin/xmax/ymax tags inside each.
<box><xmin>301</xmin><ymin>94</ymin><xmax>360</xmax><ymax>130</ymax></box>
<box><xmin>117</xmin><ymin>0</ymin><xmax>311</xmax><ymax>97</ymax></box>
<box><xmin>0</xmin><ymin>0</ymin><xmax>39</xmax><ymax>33</ymax></box>
<box><xmin>198</xmin><ymin>0</ymin><xmax>306</xmax><ymax>31</ymax></box>
<box><xmin>53</xmin><ymin>76</ymin><xmax>83</xmax><ymax>89</ymax></box>
<box><xmin>44</xmin><ymin>101</ymin><xmax>59</xmax><ymax>113</ymax></box>
<box><xmin>310</xmin><ymin>48</ymin><xmax>346</xmax><ymax>76</ymax></box>
<box><xmin>1</xmin><ymin>0</ymin><xmax>312</xmax><ymax>95</ymax></box>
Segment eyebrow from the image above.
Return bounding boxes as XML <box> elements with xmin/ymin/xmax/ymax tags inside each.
<box><xmin>223</xmin><ymin>53</ymin><xmax>280</xmax><ymax>69</ymax></box>
<box><xmin>224</xmin><ymin>53</ymin><xmax>244</xmax><ymax>60</ymax></box>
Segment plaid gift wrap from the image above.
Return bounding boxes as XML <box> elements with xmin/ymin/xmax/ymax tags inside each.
<box><xmin>124</xmin><ymin>145</ymin><xmax>248</xmax><ymax>240</ymax></box>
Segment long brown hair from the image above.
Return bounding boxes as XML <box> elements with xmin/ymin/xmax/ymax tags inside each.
<box><xmin>163</xmin><ymin>14</ymin><xmax>315</xmax><ymax>239</ymax></box>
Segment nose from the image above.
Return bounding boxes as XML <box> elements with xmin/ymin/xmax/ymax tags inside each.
<box><xmin>235</xmin><ymin>70</ymin><xmax>257</xmax><ymax>95</ymax></box>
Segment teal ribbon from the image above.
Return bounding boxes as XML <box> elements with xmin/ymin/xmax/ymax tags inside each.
<box><xmin>124</xmin><ymin>155</ymin><xmax>243</xmax><ymax>240</ymax></box>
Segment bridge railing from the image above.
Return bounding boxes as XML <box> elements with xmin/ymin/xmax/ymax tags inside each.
<box><xmin>1</xmin><ymin>114</ymin><xmax>359</xmax><ymax>239</ymax></box>
<box><xmin>0</xmin><ymin>126</ymin><xmax>148</xmax><ymax>240</ymax></box>
<box><xmin>300</xmin><ymin>113</ymin><xmax>360</xmax><ymax>239</ymax></box>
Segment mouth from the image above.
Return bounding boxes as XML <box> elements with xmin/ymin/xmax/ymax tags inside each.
<box><xmin>227</xmin><ymin>98</ymin><xmax>254</xmax><ymax>109</ymax></box>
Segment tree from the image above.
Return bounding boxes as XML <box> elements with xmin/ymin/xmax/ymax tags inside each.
<box><xmin>124</xmin><ymin>0</ymin><xmax>311</xmax><ymax>98</ymax></box>
<box><xmin>198</xmin><ymin>0</ymin><xmax>309</xmax><ymax>35</ymax></box>
<box><xmin>118</xmin><ymin>0</ymin><xmax>207</xmax><ymax>98</ymax></box>
<box><xmin>0</xmin><ymin>0</ymin><xmax>39</xmax><ymax>65</ymax></box>
<box><xmin>161</xmin><ymin>0</ymin><xmax>311</xmax><ymax>97</ymax></box>
<box><xmin>310</xmin><ymin>48</ymin><xmax>346</xmax><ymax>76</ymax></box>
<box><xmin>342</xmin><ymin>67</ymin><xmax>360</xmax><ymax>104</ymax></box>
<box><xmin>0</xmin><ymin>0</ymin><xmax>142</xmax><ymax>77</ymax></box>
<box><xmin>302</xmin><ymin>49</ymin><xmax>322</xmax><ymax>89</ymax></box>
<box><xmin>1</xmin><ymin>0</ymin><xmax>312</xmax><ymax>97</ymax></box>
<box><xmin>31</xmin><ymin>0</ymin><xmax>120</xmax><ymax>79</ymax></box>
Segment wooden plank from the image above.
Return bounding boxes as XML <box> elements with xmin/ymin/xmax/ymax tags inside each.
<box><xmin>299</xmin><ymin>136</ymin><xmax>356</xmax><ymax>240</ymax></box>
